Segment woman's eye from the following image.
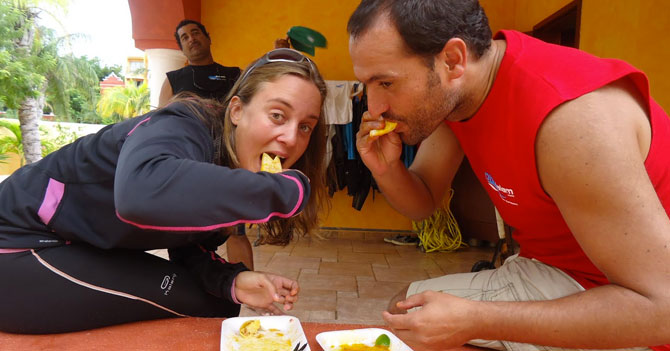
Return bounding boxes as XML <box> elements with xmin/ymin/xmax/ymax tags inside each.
<box><xmin>380</xmin><ymin>81</ymin><xmax>392</xmax><ymax>88</ymax></box>
<box><xmin>299</xmin><ymin>124</ymin><xmax>313</xmax><ymax>133</ymax></box>
<box><xmin>269</xmin><ymin>112</ymin><xmax>284</xmax><ymax>121</ymax></box>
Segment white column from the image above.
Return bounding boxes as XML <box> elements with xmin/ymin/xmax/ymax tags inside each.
<box><xmin>145</xmin><ymin>48</ymin><xmax>186</xmax><ymax>109</ymax></box>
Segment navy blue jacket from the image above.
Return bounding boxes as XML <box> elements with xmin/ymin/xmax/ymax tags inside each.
<box><xmin>0</xmin><ymin>102</ymin><xmax>310</xmax><ymax>250</ymax></box>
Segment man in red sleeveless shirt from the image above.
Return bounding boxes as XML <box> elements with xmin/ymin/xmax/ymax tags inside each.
<box><xmin>348</xmin><ymin>1</ymin><xmax>670</xmax><ymax>350</ymax></box>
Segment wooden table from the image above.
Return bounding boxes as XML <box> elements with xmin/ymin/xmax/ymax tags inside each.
<box><xmin>0</xmin><ymin>317</ymin><xmax>482</xmax><ymax>350</ymax></box>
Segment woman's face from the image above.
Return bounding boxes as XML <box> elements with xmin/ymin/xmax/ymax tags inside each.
<box><xmin>230</xmin><ymin>74</ymin><xmax>322</xmax><ymax>172</ymax></box>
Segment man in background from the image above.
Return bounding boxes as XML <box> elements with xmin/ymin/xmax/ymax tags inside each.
<box><xmin>158</xmin><ymin>19</ymin><xmax>241</xmax><ymax>107</ymax></box>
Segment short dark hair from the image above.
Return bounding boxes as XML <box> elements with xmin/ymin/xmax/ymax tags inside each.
<box><xmin>347</xmin><ymin>0</ymin><xmax>492</xmax><ymax>59</ymax></box>
<box><xmin>174</xmin><ymin>19</ymin><xmax>210</xmax><ymax>49</ymax></box>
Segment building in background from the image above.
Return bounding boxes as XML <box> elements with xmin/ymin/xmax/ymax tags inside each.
<box><xmin>125</xmin><ymin>56</ymin><xmax>148</xmax><ymax>86</ymax></box>
<box><xmin>100</xmin><ymin>72</ymin><xmax>125</xmax><ymax>94</ymax></box>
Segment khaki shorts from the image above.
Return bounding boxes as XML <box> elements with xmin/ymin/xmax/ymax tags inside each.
<box><xmin>407</xmin><ymin>254</ymin><xmax>650</xmax><ymax>351</ymax></box>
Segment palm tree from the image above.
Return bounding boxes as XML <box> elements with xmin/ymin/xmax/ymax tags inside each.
<box><xmin>4</xmin><ymin>0</ymin><xmax>96</xmax><ymax>165</ymax></box>
<box><xmin>96</xmin><ymin>82</ymin><xmax>151</xmax><ymax>123</ymax></box>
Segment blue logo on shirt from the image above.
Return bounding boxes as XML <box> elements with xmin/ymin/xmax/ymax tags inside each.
<box><xmin>485</xmin><ymin>172</ymin><xmax>518</xmax><ymax>206</ymax></box>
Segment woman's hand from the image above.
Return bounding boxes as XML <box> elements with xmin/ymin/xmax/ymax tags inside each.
<box><xmin>234</xmin><ymin>271</ymin><xmax>299</xmax><ymax>315</ymax></box>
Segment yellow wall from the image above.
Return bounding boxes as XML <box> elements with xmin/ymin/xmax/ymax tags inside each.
<box><xmin>481</xmin><ymin>0</ymin><xmax>670</xmax><ymax>111</ymax></box>
<box><xmin>579</xmin><ymin>0</ymin><xmax>670</xmax><ymax>111</ymax></box>
<box><xmin>201</xmin><ymin>0</ymin><xmax>412</xmax><ymax>231</ymax></box>
<box><xmin>202</xmin><ymin>0</ymin><xmax>359</xmax><ymax>80</ymax></box>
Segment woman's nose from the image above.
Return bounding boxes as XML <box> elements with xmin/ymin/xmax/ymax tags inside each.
<box><xmin>277</xmin><ymin>125</ymin><xmax>298</xmax><ymax>147</ymax></box>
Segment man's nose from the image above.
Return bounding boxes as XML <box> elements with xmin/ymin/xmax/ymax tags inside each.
<box><xmin>366</xmin><ymin>88</ymin><xmax>389</xmax><ymax>118</ymax></box>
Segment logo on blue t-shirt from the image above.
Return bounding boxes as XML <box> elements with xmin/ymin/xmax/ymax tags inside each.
<box><xmin>485</xmin><ymin>172</ymin><xmax>518</xmax><ymax>206</ymax></box>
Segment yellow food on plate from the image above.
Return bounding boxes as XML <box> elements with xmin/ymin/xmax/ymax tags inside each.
<box><xmin>369</xmin><ymin>121</ymin><xmax>397</xmax><ymax>137</ymax></box>
<box><xmin>234</xmin><ymin>319</ymin><xmax>291</xmax><ymax>351</ymax></box>
<box><xmin>239</xmin><ymin>319</ymin><xmax>261</xmax><ymax>336</ymax></box>
<box><xmin>261</xmin><ymin>153</ymin><xmax>283</xmax><ymax>173</ymax></box>
<box><xmin>337</xmin><ymin>343</ymin><xmax>390</xmax><ymax>351</ymax></box>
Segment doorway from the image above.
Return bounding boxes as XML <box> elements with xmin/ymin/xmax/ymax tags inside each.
<box><xmin>532</xmin><ymin>0</ymin><xmax>582</xmax><ymax>48</ymax></box>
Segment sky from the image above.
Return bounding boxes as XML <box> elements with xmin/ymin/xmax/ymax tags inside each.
<box><xmin>38</xmin><ymin>0</ymin><xmax>144</xmax><ymax>68</ymax></box>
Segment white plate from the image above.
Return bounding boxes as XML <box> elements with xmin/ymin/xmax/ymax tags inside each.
<box><xmin>316</xmin><ymin>328</ymin><xmax>413</xmax><ymax>351</ymax></box>
<box><xmin>220</xmin><ymin>315</ymin><xmax>310</xmax><ymax>351</ymax></box>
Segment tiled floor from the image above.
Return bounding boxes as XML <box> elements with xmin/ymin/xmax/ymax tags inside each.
<box><xmin>219</xmin><ymin>230</ymin><xmax>494</xmax><ymax>326</ymax></box>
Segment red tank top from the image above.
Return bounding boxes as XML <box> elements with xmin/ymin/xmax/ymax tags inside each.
<box><xmin>447</xmin><ymin>30</ymin><xmax>670</xmax><ymax>289</ymax></box>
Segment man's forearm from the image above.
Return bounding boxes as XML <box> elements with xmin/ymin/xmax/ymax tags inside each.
<box><xmin>373</xmin><ymin>160</ymin><xmax>441</xmax><ymax>221</ymax></box>
<box><xmin>476</xmin><ymin>285</ymin><xmax>670</xmax><ymax>348</ymax></box>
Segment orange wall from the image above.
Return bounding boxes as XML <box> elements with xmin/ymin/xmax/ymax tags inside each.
<box><xmin>579</xmin><ymin>0</ymin><xmax>670</xmax><ymax>111</ymax></box>
<box><xmin>201</xmin><ymin>0</ymin><xmax>412</xmax><ymax>231</ymax></box>
<box><xmin>481</xmin><ymin>0</ymin><xmax>670</xmax><ymax>110</ymax></box>
<box><xmin>201</xmin><ymin>0</ymin><xmax>359</xmax><ymax>80</ymax></box>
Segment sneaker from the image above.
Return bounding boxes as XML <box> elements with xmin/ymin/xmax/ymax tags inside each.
<box><xmin>389</xmin><ymin>235</ymin><xmax>420</xmax><ymax>246</ymax></box>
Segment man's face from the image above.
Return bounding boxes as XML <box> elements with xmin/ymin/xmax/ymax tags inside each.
<box><xmin>177</xmin><ymin>23</ymin><xmax>212</xmax><ymax>63</ymax></box>
<box><xmin>349</xmin><ymin>16</ymin><xmax>460</xmax><ymax>145</ymax></box>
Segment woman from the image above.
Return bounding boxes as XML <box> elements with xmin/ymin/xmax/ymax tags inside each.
<box><xmin>0</xmin><ymin>48</ymin><xmax>329</xmax><ymax>333</ymax></box>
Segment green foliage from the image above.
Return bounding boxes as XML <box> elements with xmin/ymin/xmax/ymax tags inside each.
<box><xmin>39</xmin><ymin>122</ymin><xmax>78</xmax><ymax>155</ymax></box>
<box><xmin>0</xmin><ymin>119</ymin><xmax>24</xmax><ymax>165</ymax></box>
<box><xmin>96</xmin><ymin>82</ymin><xmax>150</xmax><ymax>123</ymax></box>
<box><xmin>0</xmin><ymin>118</ymin><xmax>83</xmax><ymax>164</ymax></box>
<box><xmin>1</xmin><ymin>0</ymin><xmax>102</xmax><ymax>124</ymax></box>
<box><xmin>0</xmin><ymin>1</ymin><xmax>46</xmax><ymax>109</ymax></box>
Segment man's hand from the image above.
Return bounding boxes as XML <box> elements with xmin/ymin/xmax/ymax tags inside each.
<box><xmin>355</xmin><ymin>111</ymin><xmax>403</xmax><ymax>176</ymax></box>
<box><xmin>382</xmin><ymin>291</ymin><xmax>477</xmax><ymax>351</ymax></box>
<box><xmin>234</xmin><ymin>271</ymin><xmax>299</xmax><ymax>315</ymax></box>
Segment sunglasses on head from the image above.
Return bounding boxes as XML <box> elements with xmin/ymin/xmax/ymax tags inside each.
<box><xmin>237</xmin><ymin>48</ymin><xmax>315</xmax><ymax>85</ymax></box>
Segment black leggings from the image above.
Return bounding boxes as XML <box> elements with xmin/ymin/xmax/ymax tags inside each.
<box><xmin>0</xmin><ymin>244</ymin><xmax>239</xmax><ymax>334</ymax></box>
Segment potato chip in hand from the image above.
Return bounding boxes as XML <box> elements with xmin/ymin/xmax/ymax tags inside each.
<box><xmin>261</xmin><ymin>153</ymin><xmax>283</xmax><ymax>173</ymax></box>
<box><xmin>369</xmin><ymin>121</ymin><xmax>397</xmax><ymax>137</ymax></box>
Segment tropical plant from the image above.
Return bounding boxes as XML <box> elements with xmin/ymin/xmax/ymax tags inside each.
<box><xmin>0</xmin><ymin>119</ymin><xmax>84</xmax><ymax>166</ymax></box>
<box><xmin>96</xmin><ymin>82</ymin><xmax>150</xmax><ymax>124</ymax></box>
<box><xmin>0</xmin><ymin>0</ymin><xmax>101</xmax><ymax>165</ymax></box>
<box><xmin>0</xmin><ymin>119</ymin><xmax>24</xmax><ymax>166</ymax></box>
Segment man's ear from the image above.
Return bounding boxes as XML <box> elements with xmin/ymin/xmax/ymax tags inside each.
<box><xmin>229</xmin><ymin>96</ymin><xmax>243</xmax><ymax>126</ymax></box>
<box><xmin>438</xmin><ymin>38</ymin><xmax>467</xmax><ymax>79</ymax></box>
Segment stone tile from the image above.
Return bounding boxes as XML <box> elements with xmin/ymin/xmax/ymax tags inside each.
<box><xmin>309</xmin><ymin>237</ymin><xmax>353</xmax><ymax>250</ymax></box>
<box><xmin>298</xmin><ymin>272</ymin><xmax>357</xmax><ymax>292</ymax></box>
<box><xmin>338</xmin><ymin>251</ymin><xmax>389</xmax><ymax>265</ymax></box>
<box><xmin>336</xmin><ymin>296</ymin><xmax>388</xmax><ymax>324</ymax></box>
<box><xmin>352</xmin><ymin>241</ymin><xmax>399</xmax><ymax>254</ymax></box>
<box><xmin>357</xmin><ymin>280</ymin><xmax>408</xmax><ymax>300</ymax></box>
<box><xmin>253</xmin><ymin>241</ymin><xmax>296</xmax><ymax>254</ymax></box>
<box><xmin>363</xmin><ymin>231</ymin><xmax>390</xmax><ymax>241</ymax></box>
<box><xmin>292</xmin><ymin>289</ymin><xmax>336</xmax><ymax>311</ymax></box>
<box><xmin>251</xmin><ymin>250</ymin><xmax>275</xmax><ymax>268</ymax></box>
<box><xmin>308</xmin><ymin>310</ymin><xmax>336</xmax><ymax>321</ymax></box>
<box><xmin>290</xmin><ymin>245</ymin><xmax>338</xmax><ymax>260</ymax></box>
<box><xmin>373</xmin><ymin>266</ymin><xmax>429</xmax><ymax>283</ymax></box>
<box><xmin>319</xmin><ymin>261</ymin><xmax>373</xmax><ymax>277</ymax></box>
<box><xmin>337</xmin><ymin>291</ymin><xmax>358</xmax><ymax>299</ymax></box>
<box><xmin>385</xmin><ymin>254</ymin><xmax>443</xmax><ymax>275</ymax></box>
<box><xmin>336</xmin><ymin>231</ymin><xmax>365</xmax><ymax>240</ymax></box>
<box><xmin>356</xmin><ymin>275</ymin><xmax>375</xmax><ymax>282</ymax></box>
<box><xmin>266</xmin><ymin>255</ymin><xmax>320</xmax><ymax>271</ymax></box>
